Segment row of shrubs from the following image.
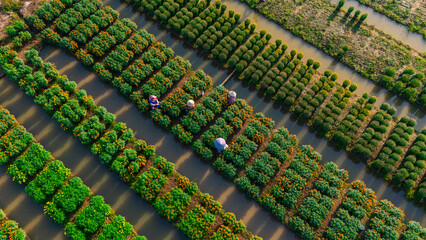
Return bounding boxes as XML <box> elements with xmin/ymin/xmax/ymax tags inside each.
<box><xmin>308</xmin><ymin>79</ymin><xmax>356</xmax><ymax>136</ymax></box>
<box><xmin>289</xmin><ymin>162</ymin><xmax>348</xmax><ymax>239</ymax></box>
<box><xmin>0</xmin><ymin>46</ymin><xmax>260</xmax><ymax>240</ymax></box>
<box><xmin>0</xmin><ymin>106</ymin><xmax>146</xmax><ymax>240</ymax></box>
<box><xmin>215</xmin><ymin>112</ymin><xmax>275</xmax><ymax>181</ymax></box>
<box><xmin>22</xmin><ymin>0</ymin><xmax>426</xmax><ymax>236</ymax></box>
<box><xmin>392</xmin><ymin>130</ymin><xmax>426</xmax><ymax>196</ymax></box>
<box><xmin>119</xmin><ymin>0</ymin><xmax>426</xmax><ymax>204</ymax></box>
<box><xmin>193</xmin><ymin>96</ymin><xmax>253</xmax><ymax>162</ymax></box>
<box><xmin>328</xmin><ymin>93</ymin><xmax>376</xmax><ymax>150</ymax></box>
<box><xmin>351</xmin><ymin>104</ymin><xmax>396</xmax><ymax>160</ymax></box>
<box><xmin>322</xmin><ymin>180</ymin><xmax>376</xmax><ymax>240</ymax></box>
<box><xmin>26</xmin><ymin>0</ymin><xmax>426</xmax><ymax>203</ymax></box>
<box><xmin>0</xmin><ymin>209</ymin><xmax>26</xmax><ymax>240</ymax></box>
<box><xmin>172</xmin><ymin>85</ymin><xmax>229</xmax><ymax>146</ymax></box>
<box><xmin>364</xmin><ymin>200</ymin><xmax>404</xmax><ymax>240</ymax></box>
<box><xmin>370</xmin><ymin>116</ymin><xmax>416</xmax><ymax>178</ymax></box>
<box><xmin>381</xmin><ymin>67</ymin><xmax>426</xmax><ymax>108</ymax></box>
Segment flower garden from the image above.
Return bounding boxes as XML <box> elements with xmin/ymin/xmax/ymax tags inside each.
<box><xmin>0</xmin><ymin>0</ymin><xmax>425</xmax><ymax>239</ymax></box>
<box><xmin>0</xmin><ymin>209</ymin><xmax>26</xmax><ymax>240</ymax></box>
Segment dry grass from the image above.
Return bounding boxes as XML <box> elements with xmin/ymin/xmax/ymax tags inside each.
<box><xmin>0</xmin><ymin>0</ymin><xmax>22</xmax><ymax>12</ymax></box>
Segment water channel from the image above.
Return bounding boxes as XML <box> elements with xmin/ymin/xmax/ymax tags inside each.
<box><xmin>103</xmin><ymin>0</ymin><xmax>426</xmax><ymax>132</ymax></box>
<box><xmin>94</xmin><ymin>2</ymin><xmax>426</xmax><ymax>225</ymax></box>
<box><xmin>39</xmin><ymin>41</ymin><xmax>425</xmax><ymax>237</ymax></box>
<box><xmin>219</xmin><ymin>0</ymin><xmax>426</xmax><ymax>131</ymax></box>
<box><xmin>0</xmin><ymin>76</ymin><xmax>187</xmax><ymax>239</ymax></box>
<box><xmin>0</xmin><ymin>167</ymin><xmax>66</xmax><ymax>240</ymax></box>
<box><xmin>1</xmin><ymin>0</ymin><xmax>425</xmax><ymax>238</ymax></box>
<box><xmin>326</xmin><ymin>0</ymin><xmax>426</xmax><ymax>52</ymax></box>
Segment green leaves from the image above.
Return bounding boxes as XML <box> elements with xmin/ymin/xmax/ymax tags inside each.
<box><xmin>178</xmin><ymin>205</ymin><xmax>215</xmax><ymax>240</ymax></box>
<box><xmin>7</xmin><ymin>143</ymin><xmax>51</xmax><ymax>184</ymax></box>
<box><xmin>97</xmin><ymin>216</ymin><xmax>133</xmax><ymax>240</ymax></box>
<box><xmin>0</xmin><ymin>220</ymin><xmax>26</xmax><ymax>240</ymax></box>
<box><xmin>133</xmin><ymin>167</ymin><xmax>167</xmax><ymax>202</ymax></box>
<box><xmin>154</xmin><ymin>187</ymin><xmax>191</xmax><ymax>222</ymax></box>
<box><xmin>74</xmin><ymin>196</ymin><xmax>112</xmax><ymax>234</ymax></box>
<box><xmin>53</xmin><ymin>177</ymin><xmax>90</xmax><ymax>213</ymax></box>
<box><xmin>25</xmin><ymin>160</ymin><xmax>70</xmax><ymax>203</ymax></box>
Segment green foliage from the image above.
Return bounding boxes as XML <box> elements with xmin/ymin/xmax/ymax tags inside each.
<box><xmin>400</xmin><ymin>221</ymin><xmax>426</xmax><ymax>240</ymax></box>
<box><xmin>7</xmin><ymin>142</ymin><xmax>51</xmax><ymax>184</ymax></box>
<box><xmin>73</xmin><ymin>196</ymin><xmax>112</xmax><ymax>235</ymax></box>
<box><xmin>364</xmin><ymin>200</ymin><xmax>404</xmax><ymax>240</ymax></box>
<box><xmin>178</xmin><ymin>205</ymin><xmax>215</xmax><ymax>240</ymax></box>
<box><xmin>73</xmin><ymin>116</ymin><xmax>105</xmax><ymax>145</ymax></box>
<box><xmin>97</xmin><ymin>216</ymin><xmax>133</xmax><ymax>240</ymax></box>
<box><xmin>0</xmin><ymin>125</ymin><xmax>33</xmax><ymax>165</ymax></box>
<box><xmin>35</xmin><ymin>85</ymin><xmax>69</xmax><ymax>114</ymax></box>
<box><xmin>53</xmin><ymin>99</ymin><xmax>87</xmax><ymax>130</ymax></box>
<box><xmin>0</xmin><ymin>220</ymin><xmax>26</xmax><ymax>240</ymax></box>
<box><xmin>236</xmin><ymin>177</ymin><xmax>260</xmax><ymax>198</ymax></box>
<box><xmin>25</xmin><ymin>160</ymin><xmax>70</xmax><ymax>203</ymax></box>
<box><xmin>154</xmin><ymin>187</ymin><xmax>191</xmax><ymax>222</ymax></box>
<box><xmin>53</xmin><ymin>177</ymin><xmax>90</xmax><ymax>214</ymax></box>
<box><xmin>133</xmin><ymin>167</ymin><xmax>167</xmax><ymax>202</ymax></box>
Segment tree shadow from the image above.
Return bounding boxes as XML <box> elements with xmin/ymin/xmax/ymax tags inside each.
<box><xmin>352</xmin><ymin>21</ymin><xmax>362</xmax><ymax>32</ymax></box>
<box><xmin>328</xmin><ymin>8</ymin><xmax>340</xmax><ymax>21</ymax></box>
<box><xmin>340</xmin><ymin>12</ymin><xmax>351</xmax><ymax>24</ymax></box>
<box><xmin>346</xmin><ymin>16</ymin><xmax>358</xmax><ymax>28</ymax></box>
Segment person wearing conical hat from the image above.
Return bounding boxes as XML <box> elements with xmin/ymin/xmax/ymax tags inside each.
<box><xmin>186</xmin><ymin>99</ymin><xmax>195</xmax><ymax>111</ymax></box>
<box><xmin>214</xmin><ymin>138</ymin><xmax>228</xmax><ymax>153</ymax></box>
<box><xmin>149</xmin><ymin>95</ymin><xmax>161</xmax><ymax>110</ymax></box>
<box><xmin>228</xmin><ymin>91</ymin><xmax>237</xmax><ymax>105</ymax></box>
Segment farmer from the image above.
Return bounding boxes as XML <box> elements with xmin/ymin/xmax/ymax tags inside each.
<box><xmin>149</xmin><ymin>95</ymin><xmax>161</xmax><ymax>110</ymax></box>
<box><xmin>228</xmin><ymin>91</ymin><xmax>237</xmax><ymax>105</ymax></box>
<box><xmin>186</xmin><ymin>99</ymin><xmax>195</xmax><ymax>111</ymax></box>
<box><xmin>214</xmin><ymin>138</ymin><xmax>228</xmax><ymax>153</ymax></box>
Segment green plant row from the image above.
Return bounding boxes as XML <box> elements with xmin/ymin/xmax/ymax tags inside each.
<box><xmin>0</xmin><ymin>46</ymin><xmax>260</xmax><ymax>240</ymax></box>
<box><xmin>4</xmin><ymin>35</ymin><xmax>426</xmax><ymax>240</ymax></box>
<box><xmin>12</xmin><ymin>0</ymin><xmax>426</xmax><ymax>237</ymax></box>
<box><xmin>0</xmin><ymin>209</ymin><xmax>27</xmax><ymax>240</ymax></box>
<box><xmin>20</xmin><ymin>2</ymin><xmax>422</xmax><ymax>198</ymax></box>
<box><xmin>24</xmin><ymin>0</ymin><xmax>426</xmax><ymax>109</ymax></box>
<box><xmin>355</xmin><ymin>0</ymin><xmax>426</xmax><ymax>38</ymax></box>
<box><xmin>28</xmin><ymin>0</ymin><xmax>426</xmax><ymax>206</ymax></box>
<box><xmin>123</xmin><ymin>0</ymin><xmax>425</xmax><ymax>105</ymax></box>
<box><xmin>0</xmin><ymin>106</ymin><xmax>147</xmax><ymax>240</ymax></box>
<box><xmin>117</xmin><ymin>0</ymin><xmax>426</xmax><ymax>201</ymax></box>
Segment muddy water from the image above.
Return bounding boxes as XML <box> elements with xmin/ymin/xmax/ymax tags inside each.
<box><xmin>220</xmin><ymin>0</ymin><xmax>426</xmax><ymax>130</ymax></box>
<box><xmin>40</xmin><ymin>41</ymin><xmax>426</xmax><ymax>229</ymax></box>
<box><xmin>103</xmin><ymin>0</ymin><xmax>425</xmax><ymax>131</ymax></box>
<box><xmin>0</xmin><ymin>76</ymin><xmax>187</xmax><ymax>240</ymax></box>
<box><xmin>225</xmin><ymin>77</ymin><xmax>426</xmax><ymax>226</ymax></box>
<box><xmin>0</xmin><ymin>167</ymin><xmax>66</xmax><ymax>240</ymax></box>
<box><xmin>102</xmin><ymin>0</ymin><xmax>229</xmax><ymax>84</ymax></box>
<box><xmin>98</xmin><ymin>2</ymin><xmax>426</xmax><ymax>224</ymax></box>
<box><xmin>39</xmin><ymin>46</ymin><xmax>298</xmax><ymax>240</ymax></box>
<box><xmin>327</xmin><ymin>0</ymin><xmax>426</xmax><ymax>52</ymax></box>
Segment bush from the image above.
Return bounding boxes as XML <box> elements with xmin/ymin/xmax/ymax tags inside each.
<box><xmin>360</xmin><ymin>13</ymin><xmax>368</xmax><ymax>22</ymax></box>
